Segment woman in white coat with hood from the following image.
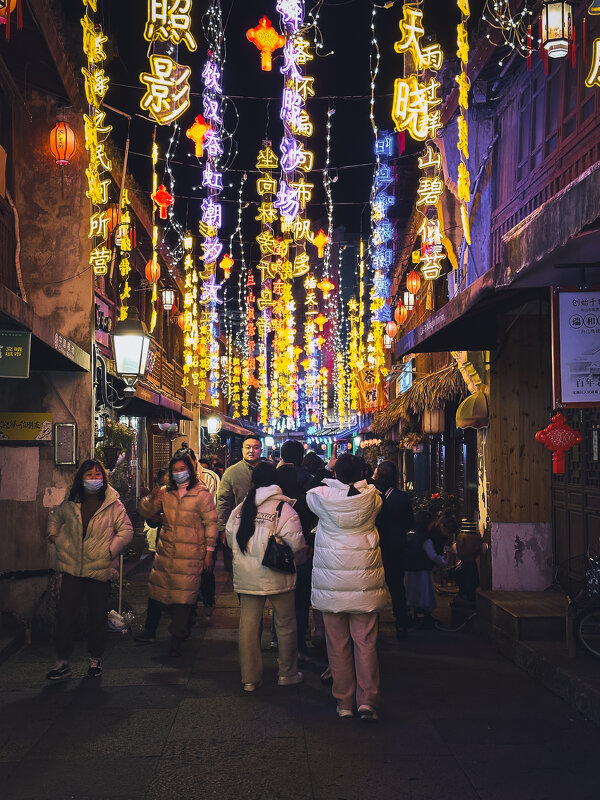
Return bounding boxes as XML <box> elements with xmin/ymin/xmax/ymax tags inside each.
<box><xmin>226</xmin><ymin>461</ymin><xmax>306</xmax><ymax>692</ymax></box>
<box><xmin>307</xmin><ymin>452</ymin><xmax>387</xmax><ymax>721</ymax></box>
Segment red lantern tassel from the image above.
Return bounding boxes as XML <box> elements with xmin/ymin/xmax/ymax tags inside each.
<box><xmin>5</xmin><ymin>3</ymin><xmax>10</xmax><ymax>40</ymax></box>
<box><xmin>16</xmin><ymin>0</ymin><xmax>22</xmax><ymax>30</ymax></box>
<box><xmin>571</xmin><ymin>22</ymin><xmax>576</xmax><ymax>69</ymax></box>
<box><xmin>397</xmin><ymin>131</ymin><xmax>405</xmax><ymax>156</ymax></box>
<box><xmin>544</xmin><ymin>49</ymin><xmax>549</xmax><ymax>75</ymax></box>
<box><xmin>527</xmin><ymin>25</ymin><xmax>532</xmax><ymax>71</ymax></box>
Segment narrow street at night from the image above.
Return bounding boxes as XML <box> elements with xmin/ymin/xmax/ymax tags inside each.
<box><xmin>1</xmin><ymin>560</ymin><xmax>599</xmax><ymax>800</ymax></box>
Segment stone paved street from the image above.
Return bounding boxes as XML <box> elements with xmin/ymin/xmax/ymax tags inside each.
<box><xmin>1</xmin><ymin>560</ymin><xmax>599</xmax><ymax>800</ymax></box>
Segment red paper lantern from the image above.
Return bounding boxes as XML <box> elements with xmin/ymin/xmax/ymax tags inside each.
<box><xmin>394</xmin><ymin>304</ymin><xmax>408</xmax><ymax>325</ymax></box>
<box><xmin>145</xmin><ymin>259</ymin><xmax>160</xmax><ymax>283</ymax></box>
<box><xmin>49</xmin><ymin>121</ymin><xmax>75</xmax><ymax>166</ymax></box>
<box><xmin>406</xmin><ymin>270</ymin><xmax>421</xmax><ymax>295</ymax></box>
<box><xmin>177</xmin><ymin>313</ymin><xmax>186</xmax><ymax>330</ymax></box>
<box><xmin>535</xmin><ymin>412</ymin><xmax>582</xmax><ymax>474</ymax></box>
<box><xmin>386</xmin><ymin>320</ymin><xmax>398</xmax><ymax>338</ymax></box>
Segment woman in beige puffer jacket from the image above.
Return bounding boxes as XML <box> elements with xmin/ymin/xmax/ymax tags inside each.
<box><xmin>138</xmin><ymin>453</ymin><xmax>218</xmax><ymax>654</ymax></box>
<box><xmin>45</xmin><ymin>459</ymin><xmax>133</xmax><ymax>682</ymax></box>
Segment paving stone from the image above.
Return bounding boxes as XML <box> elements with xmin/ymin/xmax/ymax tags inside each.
<box><xmin>1</xmin><ymin>756</ymin><xmax>156</xmax><ymax>799</ymax></box>
<box><xmin>146</xmin><ymin>737</ymin><xmax>311</xmax><ymax>800</ymax></box>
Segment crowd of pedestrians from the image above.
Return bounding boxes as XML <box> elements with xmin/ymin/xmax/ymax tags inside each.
<box><xmin>44</xmin><ymin>435</ymin><xmax>464</xmax><ymax>722</ymax></box>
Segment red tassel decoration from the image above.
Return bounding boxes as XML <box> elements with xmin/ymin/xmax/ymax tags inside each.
<box><xmin>5</xmin><ymin>2</ymin><xmax>10</xmax><ymax>40</ymax></box>
<box><xmin>539</xmin><ymin>16</ymin><xmax>544</xmax><ymax>61</ymax></box>
<box><xmin>397</xmin><ymin>131</ymin><xmax>405</xmax><ymax>156</ymax></box>
<box><xmin>16</xmin><ymin>0</ymin><xmax>22</xmax><ymax>30</ymax></box>
<box><xmin>544</xmin><ymin>48</ymin><xmax>549</xmax><ymax>75</ymax></box>
<box><xmin>527</xmin><ymin>25</ymin><xmax>532</xmax><ymax>71</ymax></box>
<box><xmin>571</xmin><ymin>21</ymin><xmax>577</xmax><ymax>69</ymax></box>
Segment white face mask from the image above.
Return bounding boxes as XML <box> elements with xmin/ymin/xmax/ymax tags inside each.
<box><xmin>84</xmin><ymin>478</ymin><xmax>103</xmax><ymax>493</ymax></box>
<box><xmin>173</xmin><ymin>470</ymin><xmax>189</xmax><ymax>484</ymax></box>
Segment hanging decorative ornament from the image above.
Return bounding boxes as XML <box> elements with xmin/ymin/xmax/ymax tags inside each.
<box><xmin>313</xmin><ymin>229</ymin><xmax>329</xmax><ymax>258</ymax></box>
<box><xmin>152</xmin><ymin>184</ymin><xmax>174</xmax><ymax>219</ymax></box>
<box><xmin>481</xmin><ymin>1</ymin><xmax>535</xmax><ymax>66</ymax></box>
<box><xmin>386</xmin><ymin>320</ymin><xmax>398</xmax><ymax>338</ymax></box>
<box><xmin>535</xmin><ymin>412</ymin><xmax>582</xmax><ymax>474</ymax></box>
<box><xmin>394</xmin><ymin>303</ymin><xmax>408</xmax><ymax>325</ymax></box>
<box><xmin>406</xmin><ymin>269</ymin><xmax>421</xmax><ymax>295</ymax></box>
<box><xmin>0</xmin><ymin>0</ymin><xmax>21</xmax><ymax>40</ymax></box>
<box><xmin>49</xmin><ymin>121</ymin><xmax>76</xmax><ymax>166</ymax></box>
<box><xmin>246</xmin><ymin>17</ymin><xmax>286</xmax><ymax>71</ymax></box>
<box><xmin>220</xmin><ymin>253</ymin><xmax>234</xmax><ymax>279</ymax></box>
<box><xmin>317</xmin><ymin>277</ymin><xmax>335</xmax><ymax>298</ymax></box>
<box><xmin>186</xmin><ymin>114</ymin><xmax>212</xmax><ymax>157</ymax></box>
<box><xmin>145</xmin><ymin>258</ymin><xmax>160</xmax><ymax>284</ymax></box>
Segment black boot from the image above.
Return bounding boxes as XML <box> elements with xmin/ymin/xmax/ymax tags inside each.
<box><xmin>168</xmin><ymin>636</ymin><xmax>184</xmax><ymax>657</ymax></box>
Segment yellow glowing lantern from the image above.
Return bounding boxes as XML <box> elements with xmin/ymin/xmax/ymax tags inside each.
<box><xmin>317</xmin><ymin>278</ymin><xmax>334</xmax><ymax>298</ymax></box>
<box><xmin>186</xmin><ymin>114</ymin><xmax>212</xmax><ymax>157</ymax></box>
<box><xmin>49</xmin><ymin>121</ymin><xmax>76</xmax><ymax>166</ymax></box>
<box><xmin>220</xmin><ymin>253</ymin><xmax>234</xmax><ymax>279</ymax></box>
<box><xmin>315</xmin><ymin>313</ymin><xmax>327</xmax><ymax>331</ymax></box>
<box><xmin>541</xmin><ymin>1</ymin><xmax>573</xmax><ymax>59</ymax></box>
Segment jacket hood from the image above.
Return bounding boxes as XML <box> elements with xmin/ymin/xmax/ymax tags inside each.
<box><xmin>98</xmin><ymin>485</ymin><xmax>120</xmax><ymax>508</ymax></box>
<box><xmin>255</xmin><ymin>485</ymin><xmax>295</xmax><ymax>507</ymax></box>
<box><xmin>308</xmin><ymin>479</ymin><xmax>380</xmax><ymax>532</ymax></box>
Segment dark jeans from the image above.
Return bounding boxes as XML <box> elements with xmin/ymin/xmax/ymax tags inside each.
<box><xmin>55</xmin><ymin>573</ymin><xmax>110</xmax><ymax>660</ymax></box>
<box><xmin>381</xmin><ymin>552</ymin><xmax>408</xmax><ymax>627</ymax></box>
<box><xmin>144</xmin><ymin>597</ymin><xmax>163</xmax><ymax>635</ymax></box>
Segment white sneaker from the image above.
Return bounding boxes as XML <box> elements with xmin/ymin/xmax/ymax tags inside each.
<box><xmin>243</xmin><ymin>680</ymin><xmax>263</xmax><ymax>692</ymax></box>
<box><xmin>336</xmin><ymin>705</ymin><xmax>354</xmax><ymax>718</ymax></box>
<box><xmin>277</xmin><ymin>671</ymin><xmax>304</xmax><ymax>686</ymax></box>
<box><xmin>358</xmin><ymin>704</ymin><xmax>378</xmax><ymax>722</ymax></box>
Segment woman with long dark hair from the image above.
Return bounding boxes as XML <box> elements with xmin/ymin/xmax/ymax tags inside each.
<box><xmin>138</xmin><ymin>452</ymin><xmax>218</xmax><ymax>656</ymax></box>
<box><xmin>225</xmin><ymin>462</ymin><xmax>305</xmax><ymax>692</ymax></box>
<box><xmin>46</xmin><ymin>459</ymin><xmax>133</xmax><ymax>681</ymax></box>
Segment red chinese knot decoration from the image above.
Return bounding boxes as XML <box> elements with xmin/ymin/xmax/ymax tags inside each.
<box><xmin>152</xmin><ymin>184</ymin><xmax>174</xmax><ymax>219</ymax></box>
<box><xmin>535</xmin><ymin>412</ymin><xmax>582</xmax><ymax>474</ymax></box>
<box><xmin>246</xmin><ymin>17</ymin><xmax>286</xmax><ymax>71</ymax></box>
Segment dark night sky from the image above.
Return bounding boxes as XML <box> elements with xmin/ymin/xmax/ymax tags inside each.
<box><xmin>56</xmin><ymin>0</ymin><xmax>478</xmax><ymax>247</ymax></box>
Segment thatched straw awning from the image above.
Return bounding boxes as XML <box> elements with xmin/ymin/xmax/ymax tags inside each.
<box><xmin>372</xmin><ymin>363</ymin><xmax>468</xmax><ymax>435</ymax></box>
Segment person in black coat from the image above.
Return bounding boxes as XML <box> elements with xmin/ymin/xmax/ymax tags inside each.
<box><xmin>373</xmin><ymin>460</ymin><xmax>415</xmax><ymax>639</ymax></box>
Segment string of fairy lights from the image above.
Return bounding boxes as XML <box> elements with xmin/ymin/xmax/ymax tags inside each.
<box><xmin>89</xmin><ymin>1</ymin><xmax>494</xmax><ymax>432</ymax></box>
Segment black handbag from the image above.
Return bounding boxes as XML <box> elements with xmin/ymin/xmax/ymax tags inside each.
<box><xmin>261</xmin><ymin>501</ymin><xmax>296</xmax><ymax>574</ymax></box>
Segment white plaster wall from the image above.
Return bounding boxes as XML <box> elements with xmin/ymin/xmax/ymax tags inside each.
<box><xmin>491</xmin><ymin>521</ymin><xmax>553</xmax><ymax>591</ymax></box>
<box><xmin>0</xmin><ymin>448</ymin><xmax>39</xmax><ymax>502</ymax></box>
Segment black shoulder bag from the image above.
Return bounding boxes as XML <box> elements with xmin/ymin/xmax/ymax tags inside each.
<box><xmin>261</xmin><ymin>501</ymin><xmax>296</xmax><ymax>574</ymax></box>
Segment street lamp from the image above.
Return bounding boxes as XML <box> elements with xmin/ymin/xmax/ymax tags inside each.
<box><xmin>541</xmin><ymin>1</ymin><xmax>573</xmax><ymax>59</ymax></box>
<box><xmin>111</xmin><ymin>307</ymin><xmax>151</xmax><ymax>395</ymax></box>
<box><xmin>207</xmin><ymin>415</ymin><xmax>221</xmax><ymax>435</ymax></box>
<box><xmin>161</xmin><ymin>288</ymin><xmax>175</xmax><ymax>311</ymax></box>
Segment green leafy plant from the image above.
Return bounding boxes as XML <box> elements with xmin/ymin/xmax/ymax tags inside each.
<box><xmin>100</xmin><ymin>419</ymin><xmax>137</xmax><ymax>449</ymax></box>
<box><xmin>418</xmin><ymin>489</ymin><xmax>461</xmax><ymax>520</ymax></box>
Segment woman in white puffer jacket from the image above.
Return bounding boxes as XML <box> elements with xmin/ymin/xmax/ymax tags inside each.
<box><xmin>307</xmin><ymin>453</ymin><xmax>387</xmax><ymax>722</ymax></box>
<box><xmin>226</xmin><ymin>462</ymin><xmax>306</xmax><ymax>692</ymax></box>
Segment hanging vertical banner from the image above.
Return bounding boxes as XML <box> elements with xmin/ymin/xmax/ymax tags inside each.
<box><xmin>456</xmin><ymin>0</ymin><xmax>471</xmax><ymax>246</ymax></box>
<box><xmin>552</xmin><ymin>289</ymin><xmax>600</xmax><ymax>408</ymax></box>
<box><xmin>82</xmin><ymin>1</ymin><xmax>113</xmax><ymax>278</ymax></box>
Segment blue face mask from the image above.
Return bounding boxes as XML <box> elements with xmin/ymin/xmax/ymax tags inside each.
<box><xmin>173</xmin><ymin>470</ymin><xmax>189</xmax><ymax>484</ymax></box>
<box><xmin>84</xmin><ymin>479</ymin><xmax>104</xmax><ymax>493</ymax></box>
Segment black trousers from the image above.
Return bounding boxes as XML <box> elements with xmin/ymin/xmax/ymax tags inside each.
<box><xmin>55</xmin><ymin>573</ymin><xmax>110</xmax><ymax>660</ymax></box>
<box><xmin>144</xmin><ymin>597</ymin><xmax>191</xmax><ymax>640</ymax></box>
<box><xmin>381</xmin><ymin>552</ymin><xmax>408</xmax><ymax>627</ymax></box>
<box><xmin>294</xmin><ymin>560</ymin><xmax>312</xmax><ymax>653</ymax></box>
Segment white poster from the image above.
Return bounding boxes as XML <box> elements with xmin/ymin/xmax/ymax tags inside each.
<box><xmin>558</xmin><ymin>290</ymin><xmax>600</xmax><ymax>405</ymax></box>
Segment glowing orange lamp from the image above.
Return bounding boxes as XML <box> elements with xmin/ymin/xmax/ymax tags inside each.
<box><xmin>152</xmin><ymin>184</ymin><xmax>174</xmax><ymax>220</ymax></box>
<box><xmin>315</xmin><ymin>313</ymin><xmax>328</xmax><ymax>331</ymax></box>
<box><xmin>406</xmin><ymin>270</ymin><xmax>421</xmax><ymax>295</ymax></box>
<box><xmin>314</xmin><ymin>229</ymin><xmax>328</xmax><ymax>258</ymax></box>
<box><xmin>145</xmin><ymin>259</ymin><xmax>160</xmax><ymax>283</ymax></box>
<box><xmin>186</xmin><ymin>114</ymin><xmax>212</xmax><ymax>157</ymax></box>
<box><xmin>318</xmin><ymin>278</ymin><xmax>334</xmax><ymax>298</ymax></box>
<box><xmin>49</xmin><ymin>121</ymin><xmax>75</xmax><ymax>166</ymax></box>
<box><xmin>246</xmin><ymin>17</ymin><xmax>285</xmax><ymax>71</ymax></box>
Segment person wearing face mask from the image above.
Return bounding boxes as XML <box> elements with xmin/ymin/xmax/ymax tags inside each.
<box><xmin>45</xmin><ymin>459</ymin><xmax>133</xmax><ymax>681</ymax></box>
<box><xmin>138</xmin><ymin>453</ymin><xmax>218</xmax><ymax>656</ymax></box>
